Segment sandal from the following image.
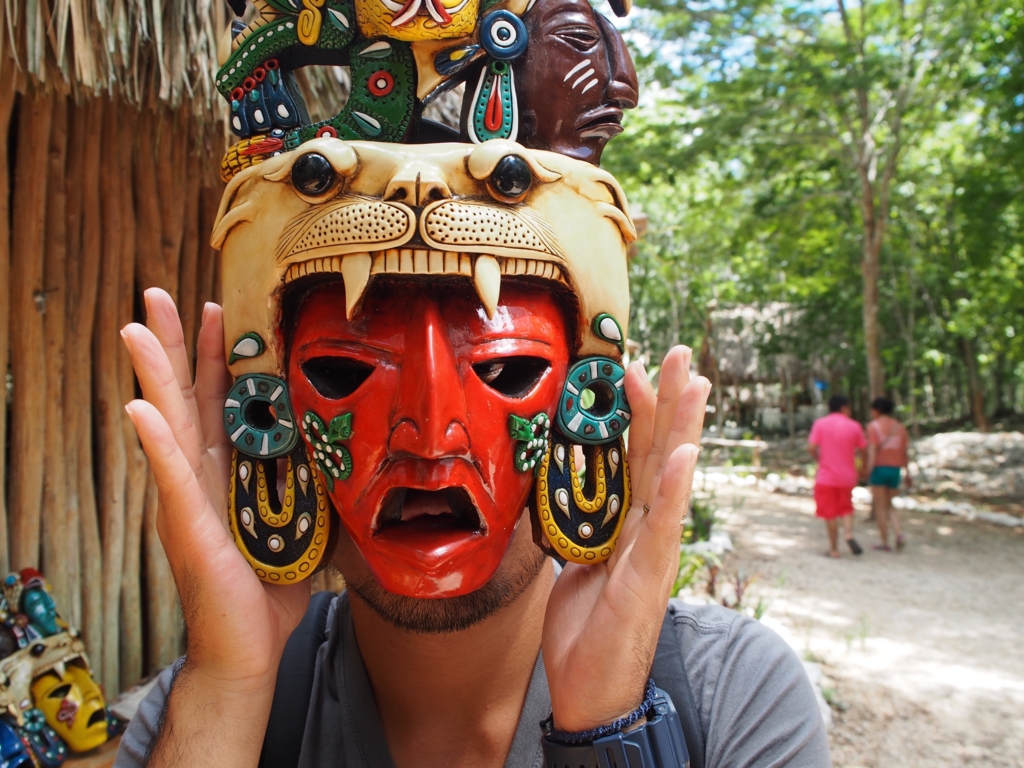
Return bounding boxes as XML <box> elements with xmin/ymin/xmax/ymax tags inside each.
<box><xmin>896</xmin><ymin>535</ymin><xmax>906</xmax><ymax>550</ymax></box>
<box><xmin>846</xmin><ymin>538</ymin><xmax>863</xmax><ymax>556</ymax></box>
<box><xmin>872</xmin><ymin>544</ymin><xmax>892</xmax><ymax>552</ymax></box>
<box><xmin>825</xmin><ymin>550</ymin><xmax>841</xmax><ymax>559</ymax></box>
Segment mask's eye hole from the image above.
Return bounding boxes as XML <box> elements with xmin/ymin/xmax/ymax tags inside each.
<box><xmin>291</xmin><ymin>152</ymin><xmax>336</xmax><ymax>197</ymax></box>
<box><xmin>489</xmin><ymin>155</ymin><xmax>532</xmax><ymax>201</ymax></box>
<box><xmin>473</xmin><ymin>357</ymin><xmax>549</xmax><ymax>398</ymax></box>
<box><xmin>301</xmin><ymin>357</ymin><xmax>374</xmax><ymax>399</ymax></box>
<box><xmin>49</xmin><ymin>684</ymin><xmax>72</xmax><ymax>699</ymax></box>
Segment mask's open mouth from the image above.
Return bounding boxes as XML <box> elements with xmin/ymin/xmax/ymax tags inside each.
<box><xmin>87</xmin><ymin>709</ymin><xmax>108</xmax><ymax>728</ymax></box>
<box><xmin>374</xmin><ymin>487</ymin><xmax>485</xmax><ymax>537</ymax></box>
<box><xmin>576</xmin><ymin>107</ymin><xmax>625</xmax><ymax>139</ymax></box>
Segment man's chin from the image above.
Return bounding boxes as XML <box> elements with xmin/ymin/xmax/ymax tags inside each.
<box><xmin>338</xmin><ymin>524</ymin><xmax>548</xmax><ymax>634</ymax></box>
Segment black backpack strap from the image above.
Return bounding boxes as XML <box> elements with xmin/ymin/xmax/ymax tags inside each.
<box><xmin>652</xmin><ymin>605</ymin><xmax>706</xmax><ymax>768</ymax></box>
<box><xmin>259</xmin><ymin>590</ymin><xmax>337</xmax><ymax>768</ymax></box>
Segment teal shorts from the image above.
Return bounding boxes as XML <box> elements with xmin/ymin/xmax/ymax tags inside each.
<box><xmin>869</xmin><ymin>466</ymin><xmax>901</xmax><ymax>488</ymax></box>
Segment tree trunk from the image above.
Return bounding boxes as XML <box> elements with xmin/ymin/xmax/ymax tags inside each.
<box><xmin>958</xmin><ymin>337</ymin><xmax>991</xmax><ymax>432</ymax></box>
<box><xmin>861</xmin><ymin>235</ymin><xmax>885</xmax><ymax>400</ymax></box>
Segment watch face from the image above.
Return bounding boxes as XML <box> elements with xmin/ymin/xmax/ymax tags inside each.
<box><xmin>288</xmin><ymin>278</ymin><xmax>569</xmax><ymax>598</ymax></box>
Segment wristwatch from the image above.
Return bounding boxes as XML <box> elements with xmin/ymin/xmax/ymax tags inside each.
<box><xmin>541</xmin><ymin>687</ymin><xmax>690</xmax><ymax>768</ymax></box>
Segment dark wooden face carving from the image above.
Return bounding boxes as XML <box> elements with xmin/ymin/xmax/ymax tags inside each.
<box><xmin>515</xmin><ymin>0</ymin><xmax>639</xmax><ymax>164</ymax></box>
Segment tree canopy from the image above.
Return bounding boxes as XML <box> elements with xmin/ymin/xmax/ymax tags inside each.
<box><xmin>606</xmin><ymin>0</ymin><xmax>1024</xmax><ymax>431</ymax></box>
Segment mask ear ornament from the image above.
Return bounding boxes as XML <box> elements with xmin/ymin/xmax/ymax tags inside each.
<box><xmin>223</xmin><ymin>373</ymin><xmax>299</xmax><ymax>458</ymax></box>
<box><xmin>228</xmin><ymin>442</ymin><xmax>331</xmax><ymax>583</ymax></box>
<box><xmin>534</xmin><ymin>354</ymin><xmax>632</xmax><ymax>564</ymax></box>
<box><xmin>224</xmin><ymin>374</ymin><xmax>331</xmax><ymax>582</ymax></box>
<box><xmin>535</xmin><ymin>432</ymin><xmax>630</xmax><ymax>563</ymax></box>
<box><xmin>467</xmin><ymin>11</ymin><xmax>529</xmax><ymax>143</ymax></box>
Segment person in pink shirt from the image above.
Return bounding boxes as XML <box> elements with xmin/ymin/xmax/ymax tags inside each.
<box><xmin>808</xmin><ymin>395</ymin><xmax>867</xmax><ymax>558</ymax></box>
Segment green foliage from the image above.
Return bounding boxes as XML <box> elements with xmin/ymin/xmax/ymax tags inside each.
<box><xmin>683</xmin><ymin>493</ymin><xmax>716</xmax><ymax>544</ymax></box>
<box><xmin>673</xmin><ymin>550</ymin><xmax>720</xmax><ymax>595</ymax></box>
<box><xmin>607</xmin><ymin>0</ymin><xmax>1024</xmax><ymax>421</ymax></box>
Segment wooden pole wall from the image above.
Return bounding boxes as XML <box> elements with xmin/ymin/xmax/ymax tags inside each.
<box><xmin>0</xmin><ymin>63</ymin><xmax>16</xmax><ymax>577</ymax></box>
<box><xmin>3</xmin><ymin>89</ymin><xmax>224</xmax><ymax>693</ymax></box>
<box><xmin>9</xmin><ymin>91</ymin><xmax>52</xmax><ymax>572</ymax></box>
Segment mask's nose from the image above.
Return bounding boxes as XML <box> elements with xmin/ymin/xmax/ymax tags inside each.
<box><xmin>387</xmin><ymin>299</ymin><xmax>471</xmax><ymax>459</ymax></box>
<box><xmin>598</xmin><ymin>14</ymin><xmax>639</xmax><ymax>110</ymax></box>
<box><xmin>384</xmin><ymin>161</ymin><xmax>452</xmax><ymax>207</ymax></box>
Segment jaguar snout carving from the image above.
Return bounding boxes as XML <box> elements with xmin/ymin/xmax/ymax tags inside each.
<box><xmin>213</xmin><ymin>136</ymin><xmax>633</xmax><ymax>374</ymax></box>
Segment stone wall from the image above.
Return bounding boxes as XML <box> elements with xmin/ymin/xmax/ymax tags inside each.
<box><xmin>912</xmin><ymin>432</ymin><xmax>1024</xmax><ymax>500</ymax></box>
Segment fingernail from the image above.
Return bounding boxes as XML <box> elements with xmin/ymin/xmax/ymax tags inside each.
<box><xmin>119</xmin><ymin>328</ymin><xmax>132</xmax><ymax>351</ymax></box>
<box><xmin>202</xmin><ymin>302</ymin><xmax>218</xmax><ymax>326</ymax></box>
<box><xmin>685</xmin><ymin>444</ymin><xmax>700</xmax><ymax>472</ymax></box>
<box><xmin>124</xmin><ymin>402</ymin><xmax>138</xmax><ymax>421</ymax></box>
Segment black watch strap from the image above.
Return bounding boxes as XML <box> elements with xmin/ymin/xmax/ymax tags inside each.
<box><xmin>541</xmin><ymin>688</ymin><xmax>690</xmax><ymax>768</ymax></box>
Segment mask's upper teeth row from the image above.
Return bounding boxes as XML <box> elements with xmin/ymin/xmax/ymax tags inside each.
<box><xmin>283</xmin><ymin>250</ymin><xmax>567</xmax><ymax>322</ymax></box>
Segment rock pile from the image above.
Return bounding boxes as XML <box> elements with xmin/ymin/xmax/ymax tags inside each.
<box><xmin>911</xmin><ymin>431</ymin><xmax>1024</xmax><ymax>500</ymax></box>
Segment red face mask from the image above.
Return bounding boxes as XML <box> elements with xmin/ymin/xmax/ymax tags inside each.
<box><xmin>286</xmin><ymin>279</ymin><xmax>569</xmax><ymax>598</ymax></box>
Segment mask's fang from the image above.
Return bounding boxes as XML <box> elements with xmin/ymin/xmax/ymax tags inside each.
<box><xmin>473</xmin><ymin>254</ymin><xmax>501</xmax><ymax>319</ymax></box>
<box><xmin>342</xmin><ymin>253</ymin><xmax>372</xmax><ymax>320</ymax></box>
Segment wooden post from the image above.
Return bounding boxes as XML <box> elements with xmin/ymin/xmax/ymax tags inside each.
<box><xmin>76</xmin><ymin>98</ymin><xmax>105</xmax><ymax>663</ymax></box>
<box><xmin>157</xmin><ymin>111</ymin><xmax>188</xmax><ymax>303</ymax></box>
<box><xmin>131</xmin><ymin>109</ymin><xmax>165</xmax><ymax>294</ymax></box>
<box><xmin>0</xmin><ymin>63</ymin><xmax>18</xmax><ymax>575</ymax></box>
<box><xmin>41</xmin><ymin>93</ymin><xmax>71</xmax><ymax>611</ymax></box>
<box><xmin>9</xmin><ymin>91</ymin><xmax>53</xmax><ymax>571</ymax></box>
<box><xmin>61</xmin><ymin>98</ymin><xmax>90</xmax><ymax>628</ymax></box>
<box><xmin>95</xmin><ymin>98</ymin><xmax>127</xmax><ymax>693</ymax></box>
<box><xmin>119</xmin><ymin>106</ymin><xmax>148</xmax><ymax>692</ymax></box>
<box><xmin>178</xmin><ymin>149</ymin><xmax>201</xmax><ymax>363</ymax></box>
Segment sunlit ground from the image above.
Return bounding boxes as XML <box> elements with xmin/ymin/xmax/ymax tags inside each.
<box><xmin>705</xmin><ymin>483</ymin><xmax>1024</xmax><ymax>767</ymax></box>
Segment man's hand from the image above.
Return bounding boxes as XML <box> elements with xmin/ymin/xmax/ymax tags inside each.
<box><xmin>542</xmin><ymin>346</ymin><xmax>710</xmax><ymax>732</ymax></box>
<box><xmin>121</xmin><ymin>290</ymin><xmax>309</xmax><ymax>766</ymax></box>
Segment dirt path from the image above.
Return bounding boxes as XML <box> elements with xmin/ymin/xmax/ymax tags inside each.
<box><xmin>704</xmin><ymin>483</ymin><xmax>1024</xmax><ymax>767</ymax></box>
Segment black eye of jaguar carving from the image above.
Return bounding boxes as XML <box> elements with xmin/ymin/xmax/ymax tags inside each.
<box><xmin>490</xmin><ymin>155</ymin><xmax>532</xmax><ymax>200</ymax></box>
<box><xmin>292</xmin><ymin>152</ymin><xmax>336</xmax><ymax>196</ymax></box>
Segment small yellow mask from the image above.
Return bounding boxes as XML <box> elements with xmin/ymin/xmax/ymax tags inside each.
<box><xmin>30</xmin><ymin>661</ymin><xmax>108</xmax><ymax>753</ymax></box>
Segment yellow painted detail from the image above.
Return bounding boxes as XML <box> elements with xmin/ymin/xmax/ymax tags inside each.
<box><xmin>255</xmin><ymin>457</ymin><xmax>295</xmax><ymax>526</ymax></box>
<box><xmin>567</xmin><ymin>445</ymin><xmax>607</xmax><ymax>512</ymax></box>
<box><xmin>298</xmin><ymin>0</ymin><xmax>326</xmax><ymax>45</ymax></box>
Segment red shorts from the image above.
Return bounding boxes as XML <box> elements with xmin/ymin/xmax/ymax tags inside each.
<box><xmin>814</xmin><ymin>484</ymin><xmax>854</xmax><ymax>519</ymax></box>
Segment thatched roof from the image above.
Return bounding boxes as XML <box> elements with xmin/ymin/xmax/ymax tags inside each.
<box><xmin>1</xmin><ymin>1</ymin><xmax>231</xmax><ymax>112</ymax></box>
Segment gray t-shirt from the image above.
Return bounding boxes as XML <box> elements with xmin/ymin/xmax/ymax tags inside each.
<box><xmin>116</xmin><ymin>593</ymin><xmax>830</xmax><ymax>767</ymax></box>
